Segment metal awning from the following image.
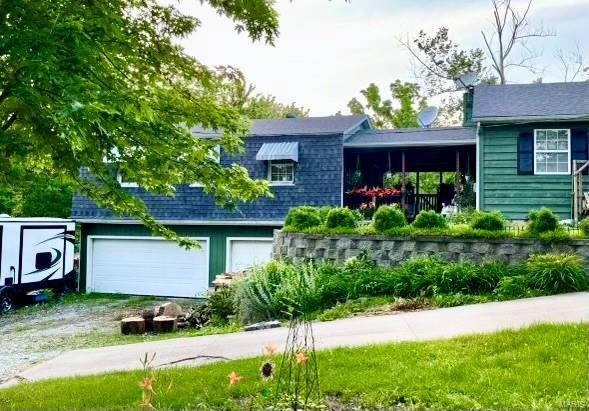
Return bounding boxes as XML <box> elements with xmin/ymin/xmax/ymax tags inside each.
<box><xmin>255</xmin><ymin>142</ymin><xmax>299</xmax><ymax>162</ymax></box>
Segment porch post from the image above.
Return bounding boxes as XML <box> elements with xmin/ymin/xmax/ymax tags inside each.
<box><xmin>401</xmin><ymin>150</ymin><xmax>407</xmax><ymax>211</ymax></box>
<box><xmin>455</xmin><ymin>149</ymin><xmax>462</xmax><ymax>194</ymax></box>
<box><xmin>416</xmin><ymin>171</ymin><xmax>420</xmax><ymax>214</ymax></box>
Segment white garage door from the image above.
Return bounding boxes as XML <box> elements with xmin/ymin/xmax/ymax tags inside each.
<box><xmin>89</xmin><ymin>237</ymin><xmax>209</xmax><ymax>297</ymax></box>
<box><xmin>227</xmin><ymin>238</ymin><xmax>273</xmax><ymax>272</ymax></box>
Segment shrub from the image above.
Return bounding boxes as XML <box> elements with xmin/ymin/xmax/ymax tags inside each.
<box><xmin>207</xmin><ymin>286</ymin><xmax>236</xmax><ymax>324</ymax></box>
<box><xmin>429</xmin><ymin>261</ymin><xmax>479</xmax><ymax>295</ymax></box>
<box><xmin>470</xmin><ymin>211</ymin><xmax>505</xmax><ymax>231</ymax></box>
<box><xmin>493</xmin><ymin>275</ymin><xmax>533</xmax><ymax>299</ymax></box>
<box><xmin>373</xmin><ymin>205</ymin><xmax>407</xmax><ymax>233</ymax></box>
<box><xmin>284</xmin><ymin>206</ymin><xmax>322</xmax><ymax>231</ymax></box>
<box><xmin>412</xmin><ymin>210</ymin><xmax>448</xmax><ymax>229</ymax></box>
<box><xmin>325</xmin><ymin>207</ymin><xmax>358</xmax><ymax>229</ymax></box>
<box><xmin>526</xmin><ymin>253</ymin><xmax>588</xmax><ymax>294</ymax></box>
<box><xmin>528</xmin><ymin>207</ymin><xmax>558</xmax><ymax>234</ymax></box>
<box><xmin>393</xmin><ymin>256</ymin><xmax>445</xmax><ymax>297</ymax></box>
<box><xmin>579</xmin><ymin>218</ymin><xmax>589</xmax><ymax>237</ymax></box>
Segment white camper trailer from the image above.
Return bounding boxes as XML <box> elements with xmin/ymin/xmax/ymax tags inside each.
<box><xmin>0</xmin><ymin>217</ymin><xmax>76</xmax><ymax>312</ymax></box>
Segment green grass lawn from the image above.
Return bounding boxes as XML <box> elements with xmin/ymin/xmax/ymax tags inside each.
<box><xmin>1</xmin><ymin>323</ymin><xmax>587</xmax><ymax>410</ymax></box>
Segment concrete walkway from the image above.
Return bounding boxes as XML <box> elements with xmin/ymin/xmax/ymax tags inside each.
<box><xmin>4</xmin><ymin>292</ymin><xmax>589</xmax><ymax>387</ymax></box>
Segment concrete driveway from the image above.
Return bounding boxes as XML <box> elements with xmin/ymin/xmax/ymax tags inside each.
<box><xmin>4</xmin><ymin>292</ymin><xmax>589</xmax><ymax>387</ymax></box>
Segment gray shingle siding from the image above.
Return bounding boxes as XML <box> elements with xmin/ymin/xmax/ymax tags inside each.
<box><xmin>71</xmin><ymin>134</ymin><xmax>343</xmax><ymax>222</ymax></box>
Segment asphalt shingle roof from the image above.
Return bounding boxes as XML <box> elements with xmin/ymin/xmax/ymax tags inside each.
<box><xmin>343</xmin><ymin>127</ymin><xmax>476</xmax><ymax>147</ymax></box>
<box><xmin>191</xmin><ymin>115</ymin><xmax>369</xmax><ymax>137</ymax></box>
<box><xmin>472</xmin><ymin>82</ymin><xmax>589</xmax><ymax>122</ymax></box>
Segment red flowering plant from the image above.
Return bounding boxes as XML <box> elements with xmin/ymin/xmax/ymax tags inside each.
<box><xmin>346</xmin><ymin>186</ymin><xmax>402</xmax><ymax>199</ymax></box>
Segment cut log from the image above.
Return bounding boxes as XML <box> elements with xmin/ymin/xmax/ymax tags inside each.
<box><xmin>153</xmin><ymin>315</ymin><xmax>177</xmax><ymax>333</ymax></box>
<box><xmin>142</xmin><ymin>309</ymin><xmax>155</xmax><ymax>332</ymax></box>
<box><xmin>121</xmin><ymin>316</ymin><xmax>146</xmax><ymax>335</ymax></box>
<box><xmin>156</xmin><ymin>302</ymin><xmax>183</xmax><ymax>318</ymax></box>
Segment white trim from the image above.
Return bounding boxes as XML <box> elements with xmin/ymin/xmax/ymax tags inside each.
<box><xmin>475</xmin><ymin>122</ymin><xmax>481</xmax><ymax>211</ymax></box>
<box><xmin>86</xmin><ymin>235</ymin><xmax>210</xmax><ymax>295</ymax></box>
<box><xmin>225</xmin><ymin>236</ymin><xmax>274</xmax><ymax>273</ymax></box>
<box><xmin>533</xmin><ymin>129</ymin><xmax>571</xmax><ymax>175</ymax></box>
<box><xmin>268</xmin><ymin>159</ymin><xmax>295</xmax><ymax>184</ymax></box>
<box><xmin>74</xmin><ymin>219</ymin><xmax>285</xmax><ymax>226</ymax></box>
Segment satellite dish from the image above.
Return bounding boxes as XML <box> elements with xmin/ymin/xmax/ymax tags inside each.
<box><xmin>417</xmin><ymin>106</ymin><xmax>439</xmax><ymax>128</ymax></box>
<box><xmin>454</xmin><ymin>72</ymin><xmax>478</xmax><ymax>90</ymax></box>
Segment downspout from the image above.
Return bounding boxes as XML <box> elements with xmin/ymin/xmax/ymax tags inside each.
<box><xmin>475</xmin><ymin>122</ymin><xmax>481</xmax><ymax>211</ymax></box>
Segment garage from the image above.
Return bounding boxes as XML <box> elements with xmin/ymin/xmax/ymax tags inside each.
<box><xmin>88</xmin><ymin>236</ymin><xmax>209</xmax><ymax>297</ymax></box>
<box><xmin>226</xmin><ymin>237</ymin><xmax>273</xmax><ymax>272</ymax></box>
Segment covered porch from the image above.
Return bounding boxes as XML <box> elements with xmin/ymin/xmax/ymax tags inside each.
<box><xmin>343</xmin><ymin>127</ymin><xmax>477</xmax><ymax>219</ymax></box>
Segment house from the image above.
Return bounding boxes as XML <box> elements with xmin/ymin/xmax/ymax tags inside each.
<box><xmin>71</xmin><ymin>81</ymin><xmax>589</xmax><ymax>297</ymax></box>
<box><xmin>71</xmin><ymin>115</ymin><xmax>371</xmax><ymax>297</ymax></box>
<box><xmin>471</xmin><ymin>82</ymin><xmax>589</xmax><ymax>220</ymax></box>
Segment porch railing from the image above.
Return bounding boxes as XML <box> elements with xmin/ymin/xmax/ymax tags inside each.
<box><xmin>415</xmin><ymin>194</ymin><xmax>438</xmax><ymax>213</ymax></box>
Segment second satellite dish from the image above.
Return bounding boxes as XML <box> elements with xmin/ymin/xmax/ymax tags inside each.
<box><xmin>454</xmin><ymin>72</ymin><xmax>478</xmax><ymax>89</ymax></box>
<box><xmin>417</xmin><ymin>106</ymin><xmax>439</xmax><ymax>128</ymax></box>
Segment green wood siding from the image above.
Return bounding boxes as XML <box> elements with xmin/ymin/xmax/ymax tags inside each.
<box><xmin>479</xmin><ymin>122</ymin><xmax>589</xmax><ymax>220</ymax></box>
<box><xmin>78</xmin><ymin>223</ymin><xmax>278</xmax><ymax>292</ymax></box>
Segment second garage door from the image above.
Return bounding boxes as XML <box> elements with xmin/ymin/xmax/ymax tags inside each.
<box><xmin>226</xmin><ymin>238</ymin><xmax>273</xmax><ymax>273</ymax></box>
<box><xmin>89</xmin><ymin>237</ymin><xmax>209</xmax><ymax>297</ymax></box>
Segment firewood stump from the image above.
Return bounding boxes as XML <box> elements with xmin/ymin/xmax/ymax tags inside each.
<box><xmin>121</xmin><ymin>317</ymin><xmax>146</xmax><ymax>335</ymax></box>
<box><xmin>153</xmin><ymin>316</ymin><xmax>177</xmax><ymax>333</ymax></box>
<box><xmin>142</xmin><ymin>309</ymin><xmax>155</xmax><ymax>332</ymax></box>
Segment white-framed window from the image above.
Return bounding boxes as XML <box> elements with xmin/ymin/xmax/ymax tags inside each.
<box><xmin>190</xmin><ymin>145</ymin><xmax>221</xmax><ymax>187</ymax></box>
<box><xmin>117</xmin><ymin>171</ymin><xmax>139</xmax><ymax>188</ymax></box>
<box><xmin>268</xmin><ymin>160</ymin><xmax>295</xmax><ymax>184</ymax></box>
<box><xmin>534</xmin><ymin>129</ymin><xmax>571</xmax><ymax>175</ymax></box>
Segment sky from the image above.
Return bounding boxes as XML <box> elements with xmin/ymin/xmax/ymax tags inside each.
<box><xmin>175</xmin><ymin>0</ymin><xmax>589</xmax><ymax>116</ymax></box>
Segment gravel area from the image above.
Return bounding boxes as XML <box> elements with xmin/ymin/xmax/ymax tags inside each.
<box><xmin>0</xmin><ymin>295</ymin><xmax>166</xmax><ymax>384</ymax></box>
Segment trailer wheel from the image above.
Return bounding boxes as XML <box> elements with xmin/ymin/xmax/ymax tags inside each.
<box><xmin>0</xmin><ymin>289</ymin><xmax>15</xmax><ymax>313</ymax></box>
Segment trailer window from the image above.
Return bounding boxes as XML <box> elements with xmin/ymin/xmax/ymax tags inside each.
<box><xmin>35</xmin><ymin>252</ymin><xmax>53</xmax><ymax>270</ymax></box>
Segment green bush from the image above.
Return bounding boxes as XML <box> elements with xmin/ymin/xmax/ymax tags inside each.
<box><xmin>207</xmin><ymin>286</ymin><xmax>236</xmax><ymax>324</ymax></box>
<box><xmin>325</xmin><ymin>207</ymin><xmax>358</xmax><ymax>229</ymax></box>
<box><xmin>284</xmin><ymin>206</ymin><xmax>322</xmax><ymax>231</ymax></box>
<box><xmin>412</xmin><ymin>210</ymin><xmax>448</xmax><ymax>229</ymax></box>
<box><xmin>525</xmin><ymin>253</ymin><xmax>588</xmax><ymax>294</ymax></box>
<box><xmin>528</xmin><ymin>207</ymin><xmax>558</xmax><ymax>234</ymax></box>
<box><xmin>470</xmin><ymin>211</ymin><xmax>505</xmax><ymax>231</ymax></box>
<box><xmin>493</xmin><ymin>275</ymin><xmax>533</xmax><ymax>299</ymax></box>
<box><xmin>393</xmin><ymin>256</ymin><xmax>445</xmax><ymax>297</ymax></box>
<box><xmin>579</xmin><ymin>218</ymin><xmax>589</xmax><ymax>237</ymax></box>
<box><xmin>373</xmin><ymin>205</ymin><xmax>407</xmax><ymax>233</ymax></box>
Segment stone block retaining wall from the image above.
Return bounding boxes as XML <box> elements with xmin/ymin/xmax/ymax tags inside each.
<box><xmin>272</xmin><ymin>231</ymin><xmax>589</xmax><ymax>268</ymax></box>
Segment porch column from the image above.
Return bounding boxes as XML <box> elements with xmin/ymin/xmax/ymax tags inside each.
<box><xmin>455</xmin><ymin>149</ymin><xmax>462</xmax><ymax>194</ymax></box>
<box><xmin>401</xmin><ymin>150</ymin><xmax>406</xmax><ymax>211</ymax></box>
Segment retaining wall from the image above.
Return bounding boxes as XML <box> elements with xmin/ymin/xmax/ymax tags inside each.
<box><xmin>272</xmin><ymin>230</ymin><xmax>589</xmax><ymax>267</ymax></box>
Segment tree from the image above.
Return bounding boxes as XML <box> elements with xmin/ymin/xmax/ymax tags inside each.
<box><xmin>0</xmin><ymin>0</ymin><xmax>280</xmax><ymax>246</ymax></box>
<box><xmin>347</xmin><ymin>81</ymin><xmax>426</xmax><ymax>129</ymax></box>
<box><xmin>556</xmin><ymin>45</ymin><xmax>588</xmax><ymax>82</ymax></box>
<box><xmin>481</xmin><ymin>0</ymin><xmax>554</xmax><ymax>84</ymax></box>
<box><xmin>218</xmin><ymin>67</ymin><xmax>309</xmax><ymax>119</ymax></box>
<box><xmin>399</xmin><ymin>27</ymin><xmax>492</xmax><ymax>126</ymax></box>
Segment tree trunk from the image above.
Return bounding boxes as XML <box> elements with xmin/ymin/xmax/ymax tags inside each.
<box><xmin>153</xmin><ymin>316</ymin><xmax>177</xmax><ymax>333</ymax></box>
<box><xmin>121</xmin><ymin>317</ymin><xmax>146</xmax><ymax>335</ymax></box>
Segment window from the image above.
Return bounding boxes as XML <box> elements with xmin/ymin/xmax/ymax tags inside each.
<box><xmin>534</xmin><ymin>129</ymin><xmax>570</xmax><ymax>175</ymax></box>
<box><xmin>190</xmin><ymin>145</ymin><xmax>221</xmax><ymax>187</ymax></box>
<box><xmin>35</xmin><ymin>252</ymin><xmax>53</xmax><ymax>270</ymax></box>
<box><xmin>268</xmin><ymin>160</ymin><xmax>294</xmax><ymax>184</ymax></box>
<box><xmin>117</xmin><ymin>171</ymin><xmax>138</xmax><ymax>187</ymax></box>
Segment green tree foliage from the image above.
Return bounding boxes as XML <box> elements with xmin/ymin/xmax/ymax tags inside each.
<box><xmin>0</xmin><ymin>0</ymin><xmax>280</xmax><ymax>245</ymax></box>
<box><xmin>347</xmin><ymin>81</ymin><xmax>426</xmax><ymax>129</ymax></box>
<box><xmin>218</xmin><ymin>67</ymin><xmax>309</xmax><ymax>119</ymax></box>
<box><xmin>401</xmin><ymin>27</ymin><xmax>496</xmax><ymax>125</ymax></box>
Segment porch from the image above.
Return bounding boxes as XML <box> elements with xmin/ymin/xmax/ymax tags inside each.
<box><xmin>342</xmin><ymin>127</ymin><xmax>477</xmax><ymax>219</ymax></box>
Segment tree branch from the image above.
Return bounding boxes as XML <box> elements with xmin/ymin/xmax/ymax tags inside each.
<box><xmin>2</xmin><ymin>113</ymin><xmax>17</xmax><ymax>131</ymax></box>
